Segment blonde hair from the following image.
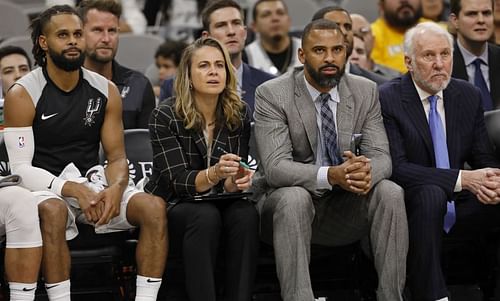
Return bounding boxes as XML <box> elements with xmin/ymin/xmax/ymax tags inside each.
<box><xmin>174</xmin><ymin>37</ymin><xmax>244</xmax><ymax>131</ymax></box>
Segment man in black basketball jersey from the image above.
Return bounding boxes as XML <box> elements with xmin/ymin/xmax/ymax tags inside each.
<box><xmin>3</xmin><ymin>5</ymin><xmax>167</xmax><ymax>301</ymax></box>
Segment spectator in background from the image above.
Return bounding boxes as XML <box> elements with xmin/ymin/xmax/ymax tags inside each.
<box><xmin>371</xmin><ymin>0</ymin><xmax>427</xmax><ymax>73</ymax></box>
<box><xmin>46</xmin><ymin>0</ymin><xmax>147</xmax><ymax>33</ymax></box>
<box><xmin>78</xmin><ymin>0</ymin><xmax>156</xmax><ymax>129</ymax></box>
<box><xmin>422</xmin><ymin>0</ymin><xmax>450</xmax><ymax>22</ymax></box>
<box><xmin>146</xmin><ymin>37</ymin><xmax>259</xmax><ymax>301</ymax></box>
<box><xmin>351</xmin><ymin>13</ymin><xmax>402</xmax><ymax>79</ymax></box>
<box><xmin>148</xmin><ymin>40</ymin><xmax>187</xmax><ymax>98</ymax></box>
<box><xmin>160</xmin><ymin>0</ymin><xmax>274</xmax><ymax>118</ymax></box>
<box><xmin>245</xmin><ymin>0</ymin><xmax>302</xmax><ymax>75</ymax></box>
<box><xmin>349</xmin><ymin>33</ymin><xmax>371</xmax><ymax>70</ymax></box>
<box><xmin>0</xmin><ymin>46</ymin><xmax>31</xmax><ymax>97</ymax></box>
<box><xmin>0</xmin><ymin>46</ymin><xmax>32</xmax><ymax>127</ymax></box>
<box><xmin>450</xmin><ymin>0</ymin><xmax>500</xmax><ymax>110</ymax></box>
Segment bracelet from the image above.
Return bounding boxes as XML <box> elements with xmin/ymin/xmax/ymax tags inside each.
<box><xmin>211</xmin><ymin>165</ymin><xmax>220</xmax><ymax>181</ymax></box>
<box><xmin>205</xmin><ymin>168</ymin><xmax>216</xmax><ymax>186</ymax></box>
<box><xmin>213</xmin><ymin>163</ymin><xmax>220</xmax><ymax>180</ymax></box>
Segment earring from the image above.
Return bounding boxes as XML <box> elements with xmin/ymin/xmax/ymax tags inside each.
<box><xmin>189</xmin><ymin>81</ymin><xmax>193</xmax><ymax>90</ymax></box>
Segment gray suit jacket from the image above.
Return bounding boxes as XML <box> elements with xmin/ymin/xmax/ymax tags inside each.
<box><xmin>253</xmin><ymin>67</ymin><xmax>391</xmax><ymax>199</ymax></box>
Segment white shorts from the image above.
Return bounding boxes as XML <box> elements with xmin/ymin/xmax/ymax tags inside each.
<box><xmin>0</xmin><ymin>186</ymin><xmax>43</xmax><ymax>248</ymax></box>
<box><xmin>33</xmin><ymin>164</ymin><xmax>141</xmax><ymax>240</ymax></box>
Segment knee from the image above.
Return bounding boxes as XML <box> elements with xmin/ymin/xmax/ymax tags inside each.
<box><xmin>135</xmin><ymin>194</ymin><xmax>167</xmax><ymax>228</ymax></box>
<box><xmin>406</xmin><ymin>184</ymin><xmax>447</xmax><ymax>219</ymax></box>
<box><xmin>38</xmin><ymin>198</ymin><xmax>68</xmax><ymax>229</ymax></box>
<box><xmin>271</xmin><ymin>186</ymin><xmax>314</xmax><ymax>221</ymax></box>
<box><xmin>3</xmin><ymin>187</ymin><xmax>39</xmax><ymax>227</ymax></box>
<box><xmin>372</xmin><ymin>180</ymin><xmax>405</xmax><ymax>210</ymax></box>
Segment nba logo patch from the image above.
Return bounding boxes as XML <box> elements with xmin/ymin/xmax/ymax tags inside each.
<box><xmin>18</xmin><ymin>136</ymin><xmax>25</xmax><ymax>148</ymax></box>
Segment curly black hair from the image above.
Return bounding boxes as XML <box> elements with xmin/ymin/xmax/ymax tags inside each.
<box><xmin>30</xmin><ymin>5</ymin><xmax>80</xmax><ymax>67</ymax></box>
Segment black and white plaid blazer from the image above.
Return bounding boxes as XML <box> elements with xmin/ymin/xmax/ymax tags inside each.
<box><xmin>145</xmin><ymin>98</ymin><xmax>251</xmax><ymax>202</ymax></box>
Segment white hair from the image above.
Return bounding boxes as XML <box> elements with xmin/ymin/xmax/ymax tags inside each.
<box><xmin>403</xmin><ymin>22</ymin><xmax>454</xmax><ymax>59</ymax></box>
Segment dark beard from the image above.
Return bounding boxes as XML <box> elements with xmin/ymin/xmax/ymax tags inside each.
<box><xmin>305</xmin><ymin>62</ymin><xmax>344</xmax><ymax>89</ymax></box>
<box><xmin>48</xmin><ymin>48</ymin><xmax>85</xmax><ymax>72</ymax></box>
<box><xmin>384</xmin><ymin>5</ymin><xmax>422</xmax><ymax>30</ymax></box>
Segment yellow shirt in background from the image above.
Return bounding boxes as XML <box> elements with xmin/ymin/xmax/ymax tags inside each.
<box><xmin>371</xmin><ymin>17</ymin><xmax>429</xmax><ymax>73</ymax></box>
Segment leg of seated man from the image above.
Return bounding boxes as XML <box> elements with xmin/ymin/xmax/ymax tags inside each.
<box><xmin>258</xmin><ymin>186</ymin><xmax>315</xmax><ymax>301</ymax></box>
<box><xmin>1</xmin><ymin>186</ymin><xmax>42</xmax><ymax>301</ymax></box>
<box><xmin>125</xmin><ymin>192</ymin><xmax>167</xmax><ymax>301</ymax></box>
<box><xmin>38</xmin><ymin>198</ymin><xmax>71</xmax><ymax>301</ymax></box>
<box><xmin>311</xmin><ymin>180</ymin><xmax>406</xmax><ymax>301</ymax></box>
<box><xmin>404</xmin><ymin>184</ymin><xmax>448</xmax><ymax>301</ymax></box>
<box><xmin>367</xmin><ymin>179</ymin><xmax>408</xmax><ymax>301</ymax></box>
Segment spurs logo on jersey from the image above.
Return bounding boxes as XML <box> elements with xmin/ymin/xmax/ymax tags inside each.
<box><xmin>121</xmin><ymin>86</ymin><xmax>130</xmax><ymax>98</ymax></box>
<box><xmin>84</xmin><ymin>97</ymin><xmax>102</xmax><ymax>126</ymax></box>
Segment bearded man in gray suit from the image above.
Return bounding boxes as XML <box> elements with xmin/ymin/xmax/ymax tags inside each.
<box><xmin>253</xmin><ymin>19</ymin><xmax>408</xmax><ymax>301</ymax></box>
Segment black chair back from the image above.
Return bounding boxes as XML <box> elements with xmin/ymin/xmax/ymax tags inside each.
<box><xmin>484</xmin><ymin>109</ymin><xmax>500</xmax><ymax>157</ymax></box>
<box><xmin>99</xmin><ymin>129</ymin><xmax>153</xmax><ymax>184</ymax></box>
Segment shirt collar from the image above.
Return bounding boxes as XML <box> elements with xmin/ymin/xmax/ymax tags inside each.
<box><xmin>236</xmin><ymin>63</ymin><xmax>243</xmax><ymax>86</ymax></box>
<box><xmin>457</xmin><ymin>39</ymin><xmax>489</xmax><ymax>66</ymax></box>
<box><xmin>303</xmin><ymin>75</ymin><xmax>340</xmax><ymax>104</ymax></box>
<box><xmin>411</xmin><ymin>75</ymin><xmax>444</xmax><ymax>102</ymax></box>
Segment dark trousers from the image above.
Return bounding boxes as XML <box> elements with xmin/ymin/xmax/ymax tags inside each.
<box><xmin>405</xmin><ymin>185</ymin><xmax>500</xmax><ymax>301</ymax></box>
<box><xmin>167</xmin><ymin>199</ymin><xmax>259</xmax><ymax>301</ymax></box>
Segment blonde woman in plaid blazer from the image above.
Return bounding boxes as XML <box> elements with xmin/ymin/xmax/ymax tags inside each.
<box><xmin>145</xmin><ymin>37</ymin><xmax>259</xmax><ymax>301</ymax></box>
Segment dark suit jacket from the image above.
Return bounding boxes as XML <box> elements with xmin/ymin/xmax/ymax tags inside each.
<box><xmin>452</xmin><ymin>42</ymin><xmax>500</xmax><ymax>109</ymax></box>
<box><xmin>144</xmin><ymin>98</ymin><xmax>251</xmax><ymax>202</ymax></box>
<box><xmin>379</xmin><ymin>73</ymin><xmax>500</xmax><ymax>200</ymax></box>
<box><xmin>159</xmin><ymin>63</ymin><xmax>274</xmax><ymax>118</ymax></box>
<box><xmin>350</xmin><ymin>63</ymin><xmax>388</xmax><ymax>86</ymax></box>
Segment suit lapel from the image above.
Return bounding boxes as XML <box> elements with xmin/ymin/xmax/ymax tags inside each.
<box><xmin>443</xmin><ymin>84</ymin><xmax>460</xmax><ymax>168</ymax></box>
<box><xmin>337</xmin><ymin>77</ymin><xmax>354</xmax><ymax>152</ymax></box>
<box><xmin>294</xmin><ymin>72</ymin><xmax>318</xmax><ymax>158</ymax></box>
<box><xmin>210</xmin><ymin>127</ymin><xmax>230</xmax><ymax>166</ymax></box>
<box><xmin>241</xmin><ymin>63</ymin><xmax>253</xmax><ymax>105</ymax></box>
<box><xmin>193</xmin><ymin>129</ymin><xmax>209</xmax><ymax>165</ymax></box>
<box><xmin>401</xmin><ymin>74</ymin><xmax>434</xmax><ymax>156</ymax></box>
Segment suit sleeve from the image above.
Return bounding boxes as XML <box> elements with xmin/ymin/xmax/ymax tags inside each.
<box><xmin>137</xmin><ymin>80</ymin><xmax>156</xmax><ymax>129</ymax></box>
<box><xmin>357</xmin><ymin>86</ymin><xmax>392</xmax><ymax>185</ymax></box>
<box><xmin>149</xmin><ymin>106</ymin><xmax>200</xmax><ymax>197</ymax></box>
<box><xmin>254</xmin><ymin>84</ymin><xmax>320</xmax><ymax>193</ymax></box>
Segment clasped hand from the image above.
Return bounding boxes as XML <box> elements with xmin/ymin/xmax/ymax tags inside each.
<box><xmin>464</xmin><ymin>168</ymin><xmax>500</xmax><ymax>205</ymax></box>
<box><xmin>327</xmin><ymin>151</ymin><xmax>372</xmax><ymax>195</ymax></box>
<box><xmin>71</xmin><ymin>182</ymin><xmax>122</xmax><ymax>226</ymax></box>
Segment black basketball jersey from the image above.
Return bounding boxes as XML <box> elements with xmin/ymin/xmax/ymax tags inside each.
<box><xmin>17</xmin><ymin>67</ymin><xmax>109</xmax><ymax>176</ymax></box>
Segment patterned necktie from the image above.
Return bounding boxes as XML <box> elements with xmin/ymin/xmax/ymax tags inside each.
<box><xmin>319</xmin><ymin>93</ymin><xmax>340</xmax><ymax>166</ymax></box>
<box><xmin>428</xmin><ymin>95</ymin><xmax>456</xmax><ymax>233</ymax></box>
<box><xmin>472</xmin><ymin>59</ymin><xmax>493</xmax><ymax>111</ymax></box>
